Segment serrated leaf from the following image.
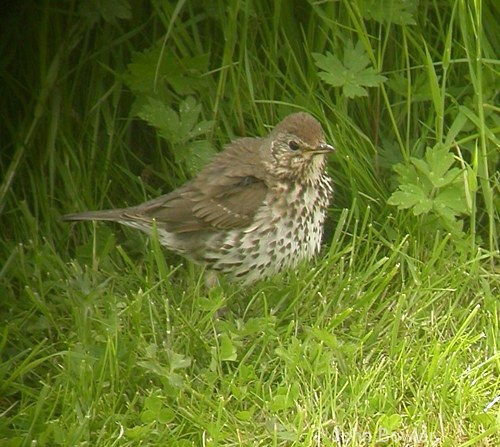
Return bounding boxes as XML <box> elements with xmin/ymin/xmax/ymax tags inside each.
<box><xmin>137</xmin><ymin>98</ymin><xmax>180</xmax><ymax>143</ymax></box>
<box><xmin>313</xmin><ymin>41</ymin><xmax>386</xmax><ymax>98</ymax></box>
<box><xmin>79</xmin><ymin>0</ymin><xmax>131</xmax><ymax>25</ymax></box>
<box><xmin>125</xmin><ymin>46</ymin><xmax>210</xmax><ymax>97</ymax></box>
<box><xmin>424</xmin><ymin>144</ymin><xmax>455</xmax><ymax>178</ymax></box>
<box><xmin>187</xmin><ymin>120</ymin><xmax>215</xmax><ymax>140</ymax></box>
<box><xmin>431</xmin><ymin>167</ymin><xmax>461</xmax><ymax>188</ymax></box>
<box><xmin>410</xmin><ymin>145</ymin><xmax>461</xmax><ymax>188</ymax></box>
<box><xmin>137</xmin><ymin>97</ymin><xmax>213</xmax><ymax>152</ymax></box>
<box><xmin>177</xmin><ymin>141</ymin><xmax>217</xmax><ymax>176</ymax></box>
<box><xmin>393</xmin><ymin>162</ymin><xmax>419</xmax><ymax>185</ymax></box>
<box><xmin>355</xmin><ymin>67</ymin><xmax>387</xmax><ymax>87</ymax></box>
<box><xmin>411</xmin><ymin>157</ymin><xmax>432</xmax><ymax>177</ymax></box>
<box><xmin>344</xmin><ymin>83</ymin><xmax>369</xmax><ymax>98</ymax></box>
<box><xmin>388</xmin><ymin>184</ymin><xmax>432</xmax><ymax>215</ymax></box>
<box><xmin>344</xmin><ymin>40</ymin><xmax>372</xmax><ymax>73</ymax></box>
<box><xmin>434</xmin><ymin>186</ymin><xmax>468</xmax><ymax>216</ymax></box>
<box><xmin>359</xmin><ymin>0</ymin><xmax>417</xmax><ymax>25</ymax></box>
<box><xmin>434</xmin><ymin>210</ymin><xmax>464</xmax><ymax>235</ymax></box>
<box><xmin>313</xmin><ymin>52</ymin><xmax>344</xmax><ymax>86</ymax></box>
<box><xmin>178</xmin><ymin>96</ymin><xmax>202</xmax><ymax>136</ymax></box>
<box><xmin>389</xmin><ymin>142</ymin><xmax>468</xmax><ymax>237</ymax></box>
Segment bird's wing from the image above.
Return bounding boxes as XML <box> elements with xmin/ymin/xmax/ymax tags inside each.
<box><xmin>191</xmin><ymin>175</ymin><xmax>267</xmax><ymax>229</ymax></box>
<box><xmin>129</xmin><ymin>138</ymin><xmax>269</xmax><ymax>233</ymax></box>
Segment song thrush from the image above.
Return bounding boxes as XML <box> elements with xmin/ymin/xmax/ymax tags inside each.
<box><xmin>63</xmin><ymin>112</ymin><xmax>334</xmax><ymax>284</ymax></box>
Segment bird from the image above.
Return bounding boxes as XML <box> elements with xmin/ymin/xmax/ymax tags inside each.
<box><xmin>62</xmin><ymin>112</ymin><xmax>334</xmax><ymax>285</ymax></box>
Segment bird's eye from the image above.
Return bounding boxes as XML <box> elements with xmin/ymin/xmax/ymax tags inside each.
<box><xmin>288</xmin><ymin>140</ymin><xmax>300</xmax><ymax>151</ymax></box>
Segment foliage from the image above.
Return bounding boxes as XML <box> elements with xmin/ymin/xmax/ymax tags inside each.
<box><xmin>313</xmin><ymin>40</ymin><xmax>387</xmax><ymax>98</ymax></box>
<box><xmin>388</xmin><ymin>143</ymin><xmax>471</xmax><ymax>238</ymax></box>
<box><xmin>0</xmin><ymin>0</ymin><xmax>499</xmax><ymax>446</ymax></box>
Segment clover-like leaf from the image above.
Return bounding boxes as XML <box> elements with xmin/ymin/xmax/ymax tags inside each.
<box><xmin>313</xmin><ymin>41</ymin><xmax>386</xmax><ymax>98</ymax></box>
<box><xmin>219</xmin><ymin>333</ymin><xmax>237</xmax><ymax>362</ymax></box>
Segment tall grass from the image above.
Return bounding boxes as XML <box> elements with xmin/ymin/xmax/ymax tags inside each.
<box><xmin>1</xmin><ymin>1</ymin><xmax>498</xmax><ymax>445</ymax></box>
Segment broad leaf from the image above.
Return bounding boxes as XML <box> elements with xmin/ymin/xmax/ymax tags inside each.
<box><xmin>313</xmin><ymin>41</ymin><xmax>386</xmax><ymax>98</ymax></box>
<box><xmin>358</xmin><ymin>0</ymin><xmax>417</xmax><ymax>25</ymax></box>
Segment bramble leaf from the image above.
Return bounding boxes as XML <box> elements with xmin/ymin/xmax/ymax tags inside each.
<box><xmin>125</xmin><ymin>45</ymin><xmax>210</xmax><ymax>96</ymax></box>
<box><xmin>138</xmin><ymin>97</ymin><xmax>180</xmax><ymax>142</ymax></box>
<box><xmin>138</xmin><ymin>96</ymin><xmax>213</xmax><ymax>146</ymax></box>
<box><xmin>137</xmin><ymin>96</ymin><xmax>215</xmax><ymax>175</ymax></box>
<box><xmin>79</xmin><ymin>0</ymin><xmax>131</xmax><ymax>25</ymax></box>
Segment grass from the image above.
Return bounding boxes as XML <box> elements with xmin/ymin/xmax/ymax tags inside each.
<box><xmin>1</xmin><ymin>0</ymin><xmax>499</xmax><ymax>446</ymax></box>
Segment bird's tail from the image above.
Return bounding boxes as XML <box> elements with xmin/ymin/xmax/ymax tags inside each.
<box><xmin>61</xmin><ymin>208</ymin><xmax>126</xmax><ymax>222</ymax></box>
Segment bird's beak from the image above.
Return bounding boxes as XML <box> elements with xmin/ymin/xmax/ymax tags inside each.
<box><xmin>313</xmin><ymin>142</ymin><xmax>335</xmax><ymax>154</ymax></box>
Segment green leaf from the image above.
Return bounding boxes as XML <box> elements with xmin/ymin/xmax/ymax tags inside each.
<box><xmin>137</xmin><ymin>96</ymin><xmax>214</xmax><ymax>158</ymax></box>
<box><xmin>388</xmin><ymin>184</ymin><xmax>433</xmax><ymax>215</ymax></box>
<box><xmin>140</xmin><ymin>409</ymin><xmax>156</xmax><ymax>424</ymax></box>
<box><xmin>158</xmin><ymin>408</ymin><xmax>175</xmax><ymax>424</ymax></box>
<box><xmin>168</xmin><ymin>372</ymin><xmax>185</xmax><ymax>388</ymax></box>
<box><xmin>393</xmin><ymin>162</ymin><xmax>421</xmax><ymax>186</ymax></box>
<box><xmin>126</xmin><ymin>425</ymin><xmax>151</xmax><ymax>440</ymax></box>
<box><xmin>144</xmin><ymin>395</ymin><xmax>163</xmax><ymax>412</ymax></box>
<box><xmin>176</xmin><ymin>141</ymin><xmax>217</xmax><ymax>176</ymax></box>
<box><xmin>389</xmin><ymin>143</ymin><xmax>469</xmax><ymax>238</ymax></box>
<box><xmin>178</xmin><ymin>96</ymin><xmax>202</xmax><ymax>136</ymax></box>
<box><xmin>235</xmin><ymin>410</ymin><xmax>254</xmax><ymax>421</ymax></box>
<box><xmin>137</xmin><ymin>98</ymin><xmax>180</xmax><ymax>143</ymax></box>
<box><xmin>313</xmin><ymin>41</ymin><xmax>386</xmax><ymax>98</ymax></box>
<box><xmin>125</xmin><ymin>45</ymin><xmax>210</xmax><ymax>96</ymax></box>
<box><xmin>379</xmin><ymin>413</ymin><xmax>402</xmax><ymax>432</ymax></box>
<box><xmin>424</xmin><ymin>144</ymin><xmax>455</xmax><ymax>179</ymax></box>
<box><xmin>137</xmin><ymin>359</ymin><xmax>171</xmax><ymax>378</ymax></box>
<box><xmin>433</xmin><ymin>167</ymin><xmax>461</xmax><ymax>189</ymax></box>
<box><xmin>358</xmin><ymin>0</ymin><xmax>417</xmax><ymax>25</ymax></box>
<box><xmin>270</xmin><ymin>394</ymin><xmax>291</xmax><ymax>411</ymax></box>
<box><xmin>434</xmin><ymin>186</ymin><xmax>468</xmax><ymax>216</ymax></box>
<box><xmin>409</xmin><ymin>145</ymin><xmax>461</xmax><ymax>189</ymax></box>
<box><xmin>219</xmin><ymin>333</ymin><xmax>237</xmax><ymax>361</ymax></box>
<box><xmin>79</xmin><ymin>0</ymin><xmax>131</xmax><ymax>25</ymax></box>
<box><xmin>167</xmin><ymin>349</ymin><xmax>191</xmax><ymax>371</ymax></box>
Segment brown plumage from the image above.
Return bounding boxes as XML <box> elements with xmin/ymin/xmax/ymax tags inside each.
<box><xmin>63</xmin><ymin>112</ymin><xmax>334</xmax><ymax>284</ymax></box>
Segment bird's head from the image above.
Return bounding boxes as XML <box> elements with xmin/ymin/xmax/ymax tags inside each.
<box><xmin>262</xmin><ymin>112</ymin><xmax>334</xmax><ymax>183</ymax></box>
